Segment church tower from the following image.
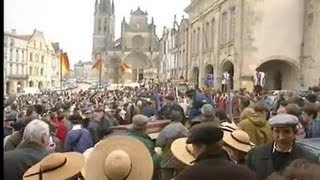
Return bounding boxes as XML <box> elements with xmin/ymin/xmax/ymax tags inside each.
<box><xmin>92</xmin><ymin>0</ymin><xmax>115</xmax><ymax>60</ymax></box>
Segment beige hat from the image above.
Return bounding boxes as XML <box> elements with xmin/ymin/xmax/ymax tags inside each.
<box><xmin>85</xmin><ymin>135</ymin><xmax>154</xmax><ymax>180</ymax></box>
<box><xmin>223</xmin><ymin>130</ymin><xmax>253</xmax><ymax>153</ymax></box>
<box><xmin>80</xmin><ymin>147</ymin><xmax>94</xmax><ymax>178</ymax></box>
<box><xmin>171</xmin><ymin>138</ymin><xmax>195</xmax><ymax>166</ymax></box>
<box><xmin>23</xmin><ymin>152</ymin><xmax>85</xmax><ymax>180</ymax></box>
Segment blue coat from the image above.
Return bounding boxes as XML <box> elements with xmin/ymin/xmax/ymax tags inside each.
<box><xmin>189</xmin><ymin>93</ymin><xmax>215</xmax><ymax>120</ymax></box>
<box><xmin>64</xmin><ymin>128</ymin><xmax>93</xmax><ymax>153</ymax></box>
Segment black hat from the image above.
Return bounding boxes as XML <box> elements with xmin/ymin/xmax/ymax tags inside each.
<box><xmin>186</xmin><ymin>125</ymin><xmax>223</xmax><ymax>145</ymax></box>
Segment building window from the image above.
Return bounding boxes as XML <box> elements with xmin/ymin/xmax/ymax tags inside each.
<box><xmin>230</xmin><ymin>7</ymin><xmax>236</xmax><ymax>42</ymax></box>
<box><xmin>203</xmin><ymin>22</ymin><xmax>210</xmax><ymax>50</ymax></box>
<box><xmin>98</xmin><ymin>19</ymin><xmax>102</xmax><ymax>32</ymax></box>
<box><xmin>22</xmin><ymin>50</ymin><xmax>24</xmax><ymax>63</ymax></box>
<box><xmin>192</xmin><ymin>30</ymin><xmax>196</xmax><ymax>53</ymax></box>
<box><xmin>41</xmin><ymin>55</ymin><xmax>44</xmax><ymax>63</ymax></box>
<box><xmin>40</xmin><ymin>68</ymin><xmax>44</xmax><ymax>76</ymax></box>
<box><xmin>10</xmin><ymin>64</ymin><xmax>13</xmax><ymax>75</ymax></box>
<box><xmin>29</xmin><ymin>67</ymin><xmax>32</xmax><ymax>75</ymax></box>
<box><xmin>9</xmin><ymin>49</ymin><xmax>13</xmax><ymax>61</ymax></box>
<box><xmin>35</xmin><ymin>54</ymin><xmax>39</xmax><ymax>62</ymax></box>
<box><xmin>30</xmin><ymin>53</ymin><xmax>33</xmax><ymax>62</ymax></box>
<box><xmin>16</xmin><ymin>50</ymin><xmax>19</xmax><ymax>62</ymax></box>
<box><xmin>34</xmin><ymin>41</ymin><xmax>36</xmax><ymax>48</ymax></box>
<box><xmin>40</xmin><ymin>42</ymin><xmax>42</xmax><ymax>50</ymax></box>
<box><xmin>211</xmin><ymin>18</ymin><xmax>215</xmax><ymax>48</ymax></box>
<box><xmin>221</xmin><ymin>12</ymin><xmax>228</xmax><ymax>44</ymax></box>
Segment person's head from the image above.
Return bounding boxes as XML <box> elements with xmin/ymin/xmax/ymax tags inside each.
<box><xmin>57</xmin><ymin>113</ymin><xmax>66</xmax><ymax>122</ymax></box>
<box><xmin>222</xmin><ymin>130</ymin><xmax>253</xmax><ymax>163</ymax></box>
<box><xmin>170</xmin><ymin>110</ymin><xmax>183</xmax><ymax>122</ymax></box>
<box><xmin>268</xmin><ymin>114</ymin><xmax>299</xmax><ymax>149</ymax></box>
<box><xmin>69</xmin><ymin>113</ymin><xmax>83</xmax><ymax>125</ymax></box>
<box><xmin>240</xmin><ymin>98</ymin><xmax>251</xmax><ymax>110</ymax></box>
<box><xmin>239</xmin><ymin>108</ymin><xmax>255</xmax><ymax>122</ymax></box>
<box><xmin>302</xmin><ymin>103</ymin><xmax>318</xmax><ymax>124</ymax></box>
<box><xmin>215</xmin><ymin>108</ymin><xmax>230</xmax><ymax>123</ymax></box>
<box><xmin>186</xmin><ymin>125</ymin><xmax>224</xmax><ymax>158</ymax></box>
<box><xmin>26</xmin><ymin>106</ymin><xmax>36</xmax><ymax>117</ymax></box>
<box><xmin>132</xmin><ymin>114</ymin><xmax>149</xmax><ymax>132</ymax></box>
<box><xmin>22</xmin><ymin>119</ymin><xmax>50</xmax><ymax>148</ymax></box>
<box><xmin>285</xmin><ymin>103</ymin><xmax>301</xmax><ymax>118</ymax></box>
<box><xmin>306</xmin><ymin>94</ymin><xmax>317</xmax><ymax>103</ymax></box>
<box><xmin>92</xmin><ymin>109</ymin><xmax>104</xmax><ymax>122</ymax></box>
<box><xmin>200</xmin><ymin>104</ymin><xmax>215</xmax><ymax>119</ymax></box>
<box><xmin>267</xmin><ymin>158</ymin><xmax>320</xmax><ymax>180</ymax></box>
<box><xmin>253</xmin><ymin>102</ymin><xmax>269</xmax><ymax>117</ymax></box>
<box><xmin>186</xmin><ymin>89</ymin><xmax>196</xmax><ymax>99</ymax></box>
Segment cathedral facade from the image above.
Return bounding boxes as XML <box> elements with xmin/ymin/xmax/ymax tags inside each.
<box><xmin>92</xmin><ymin>0</ymin><xmax>160</xmax><ymax>84</ymax></box>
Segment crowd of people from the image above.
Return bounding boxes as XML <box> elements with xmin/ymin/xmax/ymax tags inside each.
<box><xmin>3</xmin><ymin>84</ymin><xmax>320</xmax><ymax>180</ymax></box>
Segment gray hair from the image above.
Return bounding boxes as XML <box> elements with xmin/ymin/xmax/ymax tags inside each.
<box><xmin>23</xmin><ymin>119</ymin><xmax>50</xmax><ymax>144</ymax></box>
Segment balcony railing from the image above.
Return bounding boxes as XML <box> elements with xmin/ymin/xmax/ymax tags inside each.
<box><xmin>7</xmin><ymin>74</ymin><xmax>29</xmax><ymax>80</ymax></box>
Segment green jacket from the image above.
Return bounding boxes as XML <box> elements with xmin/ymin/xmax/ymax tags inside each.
<box><xmin>238</xmin><ymin>114</ymin><xmax>273</xmax><ymax>145</ymax></box>
<box><xmin>128</xmin><ymin>130</ymin><xmax>161</xmax><ymax>180</ymax></box>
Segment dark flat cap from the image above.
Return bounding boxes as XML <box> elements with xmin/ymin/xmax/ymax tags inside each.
<box><xmin>186</xmin><ymin>125</ymin><xmax>223</xmax><ymax>145</ymax></box>
<box><xmin>268</xmin><ymin>114</ymin><xmax>299</xmax><ymax>127</ymax></box>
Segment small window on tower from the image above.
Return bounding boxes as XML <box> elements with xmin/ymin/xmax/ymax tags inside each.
<box><xmin>104</xmin><ymin>26</ymin><xmax>107</xmax><ymax>32</ymax></box>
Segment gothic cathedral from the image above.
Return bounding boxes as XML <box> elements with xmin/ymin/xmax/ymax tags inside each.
<box><xmin>92</xmin><ymin>0</ymin><xmax>160</xmax><ymax>84</ymax></box>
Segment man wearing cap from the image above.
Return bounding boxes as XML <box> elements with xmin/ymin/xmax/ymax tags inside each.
<box><xmin>158</xmin><ymin>95</ymin><xmax>185</xmax><ymax>122</ymax></box>
<box><xmin>173</xmin><ymin>125</ymin><xmax>258</xmax><ymax>180</ymax></box>
<box><xmin>156</xmin><ymin>111</ymin><xmax>189</xmax><ymax>180</ymax></box>
<box><xmin>246</xmin><ymin>114</ymin><xmax>318</xmax><ymax>180</ymax></box>
<box><xmin>186</xmin><ymin>89</ymin><xmax>215</xmax><ymax>121</ymax></box>
<box><xmin>128</xmin><ymin>114</ymin><xmax>161</xmax><ymax>180</ymax></box>
<box><xmin>188</xmin><ymin>104</ymin><xmax>220</xmax><ymax>129</ymax></box>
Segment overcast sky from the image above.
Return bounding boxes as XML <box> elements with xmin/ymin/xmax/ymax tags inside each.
<box><xmin>4</xmin><ymin>0</ymin><xmax>189</xmax><ymax>67</ymax></box>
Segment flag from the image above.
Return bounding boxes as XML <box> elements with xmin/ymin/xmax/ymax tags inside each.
<box><xmin>60</xmin><ymin>52</ymin><xmax>70</xmax><ymax>77</ymax></box>
<box><xmin>119</xmin><ymin>62</ymin><xmax>132</xmax><ymax>73</ymax></box>
<box><xmin>92</xmin><ymin>59</ymin><xmax>103</xmax><ymax>70</ymax></box>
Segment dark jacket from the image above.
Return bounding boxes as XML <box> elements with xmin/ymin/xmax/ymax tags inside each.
<box><xmin>4</xmin><ymin>131</ymin><xmax>23</xmax><ymax>152</ymax></box>
<box><xmin>246</xmin><ymin>142</ymin><xmax>318</xmax><ymax>180</ymax></box>
<box><xmin>176</xmin><ymin>150</ymin><xmax>257</xmax><ymax>180</ymax></box>
<box><xmin>4</xmin><ymin>141</ymin><xmax>49</xmax><ymax>180</ymax></box>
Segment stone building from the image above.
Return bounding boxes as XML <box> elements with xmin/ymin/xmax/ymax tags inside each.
<box><xmin>92</xmin><ymin>0</ymin><xmax>160</xmax><ymax>83</ymax></box>
<box><xmin>183</xmin><ymin>0</ymin><xmax>320</xmax><ymax>91</ymax></box>
<box><xmin>159</xmin><ymin>15</ymin><xmax>189</xmax><ymax>82</ymax></box>
<box><xmin>74</xmin><ymin>61</ymin><xmax>93</xmax><ymax>81</ymax></box>
<box><xmin>4</xmin><ymin>29</ymin><xmax>62</xmax><ymax>95</ymax></box>
<box><xmin>4</xmin><ymin>30</ymin><xmax>29</xmax><ymax>95</ymax></box>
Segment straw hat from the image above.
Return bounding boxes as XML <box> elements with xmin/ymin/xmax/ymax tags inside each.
<box><xmin>85</xmin><ymin>135</ymin><xmax>154</xmax><ymax>180</ymax></box>
<box><xmin>80</xmin><ymin>147</ymin><xmax>94</xmax><ymax>178</ymax></box>
<box><xmin>23</xmin><ymin>152</ymin><xmax>85</xmax><ymax>180</ymax></box>
<box><xmin>171</xmin><ymin>138</ymin><xmax>195</xmax><ymax>166</ymax></box>
<box><xmin>223</xmin><ymin>130</ymin><xmax>253</xmax><ymax>153</ymax></box>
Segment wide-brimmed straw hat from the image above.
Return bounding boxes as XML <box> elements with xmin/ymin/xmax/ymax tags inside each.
<box><xmin>85</xmin><ymin>135</ymin><xmax>154</xmax><ymax>180</ymax></box>
<box><xmin>223</xmin><ymin>130</ymin><xmax>253</xmax><ymax>153</ymax></box>
<box><xmin>171</xmin><ymin>138</ymin><xmax>195</xmax><ymax>166</ymax></box>
<box><xmin>80</xmin><ymin>147</ymin><xmax>94</xmax><ymax>178</ymax></box>
<box><xmin>23</xmin><ymin>152</ymin><xmax>85</xmax><ymax>180</ymax></box>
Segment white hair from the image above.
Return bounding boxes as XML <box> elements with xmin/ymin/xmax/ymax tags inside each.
<box><xmin>23</xmin><ymin>119</ymin><xmax>50</xmax><ymax>144</ymax></box>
